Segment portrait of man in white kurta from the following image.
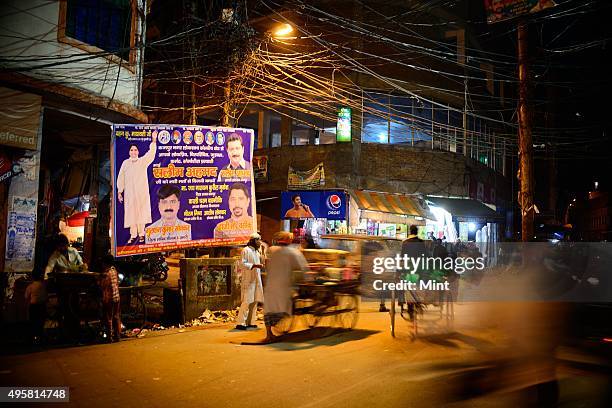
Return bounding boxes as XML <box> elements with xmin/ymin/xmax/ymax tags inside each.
<box><xmin>117</xmin><ymin>132</ymin><xmax>157</xmax><ymax>245</ymax></box>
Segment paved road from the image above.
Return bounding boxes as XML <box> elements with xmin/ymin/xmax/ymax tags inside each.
<box><xmin>1</xmin><ymin>302</ymin><xmax>609</xmax><ymax>407</ymax></box>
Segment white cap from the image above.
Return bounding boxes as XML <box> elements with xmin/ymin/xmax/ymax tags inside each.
<box><xmin>250</xmin><ymin>232</ymin><xmax>261</xmax><ymax>240</ymax></box>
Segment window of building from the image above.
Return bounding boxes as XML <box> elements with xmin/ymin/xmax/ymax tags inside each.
<box><xmin>290</xmin><ymin>111</ymin><xmax>336</xmax><ymax>146</ymax></box>
<box><xmin>61</xmin><ymin>0</ymin><xmax>135</xmax><ymax>62</ymax></box>
<box><xmin>389</xmin><ymin>96</ymin><xmax>412</xmax><ymax>144</ymax></box>
<box><xmin>269</xmin><ymin>113</ymin><xmax>282</xmax><ymax>147</ymax></box>
<box><xmin>412</xmin><ymin>100</ymin><xmax>432</xmax><ymax>147</ymax></box>
<box><xmin>433</xmin><ymin>105</ymin><xmax>448</xmax><ymax>150</ymax></box>
<box><xmin>318</xmin><ymin>126</ymin><xmax>337</xmax><ymax>145</ymax></box>
<box><xmin>359</xmin><ymin>91</ymin><xmax>504</xmax><ymax>173</ymax></box>
<box><xmin>449</xmin><ymin>110</ymin><xmax>462</xmax><ymax>153</ymax></box>
<box><xmin>362</xmin><ymin>93</ymin><xmax>390</xmax><ymax>143</ymax></box>
<box><xmin>292</xmin><ymin>123</ymin><xmax>312</xmax><ymax>145</ymax></box>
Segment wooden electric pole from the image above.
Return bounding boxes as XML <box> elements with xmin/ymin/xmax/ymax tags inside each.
<box><xmin>221</xmin><ymin>78</ymin><xmax>233</xmax><ymax>127</ymax></box>
<box><xmin>517</xmin><ymin>20</ymin><xmax>534</xmax><ymax>241</ymax></box>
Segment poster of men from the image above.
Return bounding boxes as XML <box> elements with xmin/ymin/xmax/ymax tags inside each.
<box><xmin>111</xmin><ymin>124</ymin><xmax>257</xmax><ymax>257</ymax></box>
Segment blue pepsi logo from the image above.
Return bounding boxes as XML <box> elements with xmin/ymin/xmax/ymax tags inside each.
<box><xmin>327</xmin><ymin>194</ymin><xmax>342</xmax><ymax>210</ymax></box>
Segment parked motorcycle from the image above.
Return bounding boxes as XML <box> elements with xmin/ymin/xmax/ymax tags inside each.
<box><xmin>115</xmin><ymin>252</ymin><xmax>169</xmax><ymax>285</ymax></box>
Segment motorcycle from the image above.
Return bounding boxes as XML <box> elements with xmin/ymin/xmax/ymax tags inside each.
<box><xmin>115</xmin><ymin>252</ymin><xmax>169</xmax><ymax>285</ymax></box>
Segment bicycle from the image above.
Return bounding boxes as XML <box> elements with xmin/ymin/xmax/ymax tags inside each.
<box><xmin>119</xmin><ymin>285</ymin><xmax>148</xmax><ymax>332</ymax></box>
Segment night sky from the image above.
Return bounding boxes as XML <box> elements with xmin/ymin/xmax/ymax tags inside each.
<box><xmin>511</xmin><ymin>1</ymin><xmax>610</xmax><ymax>193</ymax></box>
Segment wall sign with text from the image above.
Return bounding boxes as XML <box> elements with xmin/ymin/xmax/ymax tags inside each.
<box><xmin>336</xmin><ymin>107</ymin><xmax>352</xmax><ymax>142</ymax></box>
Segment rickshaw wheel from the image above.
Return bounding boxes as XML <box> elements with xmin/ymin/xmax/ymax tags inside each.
<box><xmin>271</xmin><ymin>315</ymin><xmax>294</xmax><ymax>336</ymax></box>
<box><xmin>335</xmin><ymin>294</ymin><xmax>359</xmax><ymax>329</ymax></box>
<box><xmin>293</xmin><ymin>297</ymin><xmax>316</xmax><ymax>328</ymax></box>
<box><xmin>311</xmin><ymin>309</ymin><xmax>335</xmax><ymax>337</ymax></box>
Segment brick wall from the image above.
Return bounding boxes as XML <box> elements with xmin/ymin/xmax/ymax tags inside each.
<box><xmin>254</xmin><ymin>143</ymin><xmax>510</xmax><ymax>203</ymax></box>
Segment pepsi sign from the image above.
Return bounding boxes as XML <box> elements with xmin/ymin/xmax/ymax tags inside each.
<box><xmin>327</xmin><ymin>194</ymin><xmax>342</xmax><ymax>210</ymax></box>
<box><xmin>281</xmin><ymin>190</ymin><xmax>347</xmax><ymax>220</ymax></box>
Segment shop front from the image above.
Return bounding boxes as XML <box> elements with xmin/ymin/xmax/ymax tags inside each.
<box><xmin>348</xmin><ymin>190</ymin><xmax>434</xmax><ymax>239</ymax></box>
<box><xmin>425</xmin><ymin>196</ymin><xmax>504</xmax><ymax>263</ymax></box>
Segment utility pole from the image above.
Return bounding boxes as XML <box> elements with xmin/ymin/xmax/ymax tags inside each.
<box><xmin>221</xmin><ymin>78</ymin><xmax>233</xmax><ymax>127</ymax></box>
<box><xmin>190</xmin><ymin>81</ymin><xmax>197</xmax><ymax>125</ymax></box>
<box><xmin>517</xmin><ymin>20</ymin><xmax>534</xmax><ymax>241</ymax></box>
<box><xmin>463</xmin><ymin>78</ymin><xmax>468</xmax><ymax>157</ymax></box>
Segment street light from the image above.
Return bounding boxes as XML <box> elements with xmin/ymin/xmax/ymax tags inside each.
<box><xmin>273</xmin><ymin>23</ymin><xmax>294</xmax><ymax>37</ymax></box>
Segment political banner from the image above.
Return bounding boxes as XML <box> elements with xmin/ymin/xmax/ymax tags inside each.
<box><xmin>111</xmin><ymin>125</ymin><xmax>256</xmax><ymax>257</ymax></box>
<box><xmin>484</xmin><ymin>0</ymin><xmax>556</xmax><ymax>23</ymax></box>
<box><xmin>288</xmin><ymin>162</ymin><xmax>325</xmax><ymax>190</ymax></box>
<box><xmin>281</xmin><ymin>190</ymin><xmax>347</xmax><ymax>220</ymax></box>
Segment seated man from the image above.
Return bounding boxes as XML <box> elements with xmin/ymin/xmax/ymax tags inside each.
<box><xmin>45</xmin><ymin>233</ymin><xmax>85</xmax><ymax>277</ymax></box>
<box><xmin>45</xmin><ymin>233</ymin><xmax>86</xmax><ymax>342</ymax></box>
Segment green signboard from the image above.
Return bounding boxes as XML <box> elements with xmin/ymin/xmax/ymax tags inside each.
<box><xmin>336</xmin><ymin>107</ymin><xmax>351</xmax><ymax>142</ymax></box>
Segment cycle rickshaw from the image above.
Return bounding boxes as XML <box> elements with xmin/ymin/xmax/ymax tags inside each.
<box><xmin>270</xmin><ymin>248</ymin><xmax>361</xmax><ymax>336</ymax></box>
<box><xmin>389</xmin><ymin>270</ymin><xmax>456</xmax><ymax>340</ymax></box>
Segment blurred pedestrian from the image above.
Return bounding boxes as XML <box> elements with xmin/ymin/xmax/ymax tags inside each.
<box><xmin>302</xmin><ymin>233</ymin><xmax>319</xmax><ymax>249</ymax></box>
<box><xmin>260</xmin><ymin>231</ymin><xmax>309</xmax><ymax>343</ymax></box>
<box><xmin>25</xmin><ymin>269</ymin><xmax>47</xmax><ymax>345</ymax></box>
<box><xmin>235</xmin><ymin>233</ymin><xmax>264</xmax><ymax>330</ymax></box>
<box><xmin>99</xmin><ymin>255</ymin><xmax>122</xmax><ymax>342</ymax></box>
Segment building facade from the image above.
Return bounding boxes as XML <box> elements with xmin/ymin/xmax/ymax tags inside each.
<box><xmin>0</xmin><ymin>0</ymin><xmax>147</xmax><ymax>291</ymax></box>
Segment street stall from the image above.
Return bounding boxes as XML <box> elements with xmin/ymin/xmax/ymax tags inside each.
<box><xmin>425</xmin><ymin>196</ymin><xmax>504</xmax><ymax>264</ymax></box>
<box><xmin>1</xmin><ymin>107</ymin><xmax>116</xmax><ymax>334</ymax></box>
<box><xmin>348</xmin><ymin>190</ymin><xmax>434</xmax><ymax>238</ymax></box>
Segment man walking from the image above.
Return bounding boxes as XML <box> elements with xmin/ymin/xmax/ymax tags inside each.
<box><xmin>260</xmin><ymin>231</ymin><xmax>309</xmax><ymax>343</ymax></box>
<box><xmin>235</xmin><ymin>233</ymin><xmax>264</xmax><ymax>330</ymax></box>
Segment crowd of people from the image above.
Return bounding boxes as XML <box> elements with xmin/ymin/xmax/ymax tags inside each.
<box><xmin>28</xmin><ymin>229</ymin><xmax>311</xmax><ymax>346</ymax></box>
<box><xmin>26</xmin><ymin>226</ymin><xmax>480</xmax><ymax>346</ymax></box>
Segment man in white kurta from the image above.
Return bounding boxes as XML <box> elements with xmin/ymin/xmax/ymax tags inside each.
<box><xmin>117</xmin><ymin>133</ymin><xmax>157</xmax><ymax>245</ymax></box>
<box><xmin>235</xmin><ymin>233</ymin><xmax>264</xmax><ymax>330</ymax></box>
<box><xmin>261</xmin><ymin>231</ymin><xmax>309</xmax><ymax>342</ymax></box>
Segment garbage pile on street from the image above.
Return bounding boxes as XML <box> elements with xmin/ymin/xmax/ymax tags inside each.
<box><xmin>123</xmin><ymin>323</ymin><xmax>172</xmax><ymax>338</ymax></box>
<box><xmin>143</xmin><ymin>294</ymin><xmax>163</xmax><ymax>306</ymax></box>
<box><xmin>121</xmin><ymin>307</ymin><xmax>263</xmax><ymax>338</ymax></box>
<box><xmin>187</xmin><ymin>308</ymin><xmax>239</xmax><ymax>326</ymax></box>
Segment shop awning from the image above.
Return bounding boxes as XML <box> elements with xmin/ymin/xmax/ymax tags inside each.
<box><xmin>350</xmin><ymin>190</ymin><xmax>434</xmax><ymax>220</ymax></box>
<box><xmin>66</xmin><ymin>211</ymin><xmax>89</xmax><ymax>227</ymax></box>
<box><xmin>426</xmin><ymin>197</ymin><xmax>503</xmax><ymax>223</ymax></box>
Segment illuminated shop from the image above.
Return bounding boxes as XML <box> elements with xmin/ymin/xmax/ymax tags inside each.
<box><xmin>348</xmin><ymin>190</ymin><xmax>433</xmax><ymax>239</ymax></box>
